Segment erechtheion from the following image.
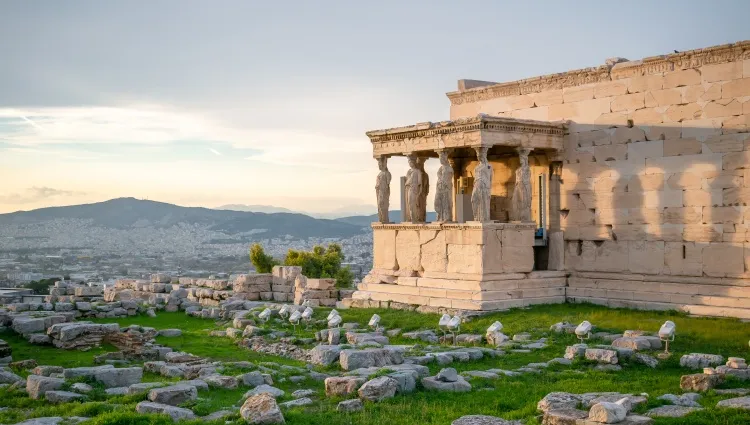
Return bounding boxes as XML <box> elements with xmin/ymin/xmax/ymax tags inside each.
<box><xmin>349</xmin><ymin>40</ymin><xmax>750</xmax><ymax>318</ymax></box>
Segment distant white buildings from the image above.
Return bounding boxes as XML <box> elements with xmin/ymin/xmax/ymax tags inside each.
<box><xmin>6</xmin><ymin>272</ymin><xmax>44</xmax><ymax>283</ymax></box>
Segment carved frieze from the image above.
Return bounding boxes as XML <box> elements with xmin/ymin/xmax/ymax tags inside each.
<box><xmin>368</xmin><ymin>115</ymin><xmax>566</xmax><ymax>156</ymax></box>
<box><xmin>370</xmin><ymin>222</ymin><xmax>536</xmax><ymax>231</ymax></box>
<box><xmin>447</xmin><ymin>40</ymin><xmax>750</xmax><ymax>105</ymax></box>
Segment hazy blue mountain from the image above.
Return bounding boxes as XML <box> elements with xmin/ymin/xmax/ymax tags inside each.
<box><xmin>336</xmin><ymin>211</ymin><xmax>437</xmax><ymax>227</ymax></box>
<box><xmin>216</xmin><ymin>204</ymin><xmax>297</xmax><ymax>214</ymax></box>
<box><xmin>0</xmin><ymin>198</ymin><xmax>364</xmax><ymax>239</ymax></box>
<box><xmin>216</xmin><ymin>203</ymin><xmax>378</xmax><ymax>219</ymax></box>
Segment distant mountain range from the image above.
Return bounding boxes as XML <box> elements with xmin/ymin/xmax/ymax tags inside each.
<box><xmin>0</xmin><ymin>198</ymin><xmax>364</xmax><ymax>239</ymax></box>
<box><xmin>216</xmin><ymin>204</ymin><xmax>296</xmax><ymax>214</ymax></box>
<box><xmin>216</xmin><ymin>203</ymin><xmax>378</xmax><ymax>219</ymax></box>
<box><xmin>336</xmin><ymin>211</ymin><xmax>437</xmax><ymax>227</ymax></box>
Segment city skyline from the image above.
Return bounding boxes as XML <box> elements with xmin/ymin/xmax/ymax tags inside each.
<box><xmin>2</xmin><ymin>1</ymin><xmax>749</xmax><ymax>214</ymax></box>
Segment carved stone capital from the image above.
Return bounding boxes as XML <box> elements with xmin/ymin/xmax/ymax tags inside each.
<box><xmin>550</xmin><ymin>161</ymin><xmax>563</xmax><ymax>177</ymax></box>
<box><xmin>516</xmin><ymin>147</ymin><xmax>532</xmax><ymax>158</ymax></box>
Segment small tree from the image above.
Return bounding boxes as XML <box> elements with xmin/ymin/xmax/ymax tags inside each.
<box><xmin>334</xmin><ymin>266</ymin><xmax>354</xmax><ymax>288</ymax></box>
<box><xmin>249</xmin><ymin>243</ymin><xmax>278</xmax><ymax>273</ymax></box>
<box><xmin>284</xmin><ymin>243</ymin><xmax>352</xmax><ymax>287</ymax></box>
<box><xmin>23</xmin><ymin>278</ymin><xmax>57</xmax><ymax>295</ymax></box>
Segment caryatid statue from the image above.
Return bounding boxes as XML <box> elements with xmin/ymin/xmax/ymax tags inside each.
<box><xmin>417</xmin><ymin>157</ymin><xmax>429</xmax><ymax>222</ymax></box>
<box><xmin>434</xmin><ymin>150</ymin><xmax>454</xmax><ymax>222</ymax></box>
<box><xmin>471</xmin><ymin>146</ymin><xmax>493</xmax><ymax>222</ymax></box>
<box><xmin>511</xmin><ymin>148</ymin><xmax>532</xmax><ymax>222</ymax></box>
<box><xmin>404</xmin><ymin>154</ymin><xmax>422</xmax><ymax>223</ymax></box>
<box><xmin>375</xmin><ymin>156</ymin><xmax>391</xmax><ymax>223</ymax></box>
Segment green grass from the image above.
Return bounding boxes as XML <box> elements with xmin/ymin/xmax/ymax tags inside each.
<box><xmin>0</xmin><ymin>331</ymin><xmax>117</xmax><ymax>369</ymax></box>
<box><xmin>1</xmin><ymin>304</ymin><xmax>750</xmax><ymax>424</ymax></box>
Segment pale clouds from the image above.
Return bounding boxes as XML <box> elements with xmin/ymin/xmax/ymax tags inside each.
<box><xmin>0</xmin><ymin>106</ymin><xmax>248</xmax><ymax>146</ymax></box>
<box><xmin>0</xmin><ymin>104</ymin><xmax>380</xmax><ymax>213</ymax></box>
<box><xmin>0</xmin><ymin>187</ymin><xmax>87</xmax><ymax>205</ymax></box>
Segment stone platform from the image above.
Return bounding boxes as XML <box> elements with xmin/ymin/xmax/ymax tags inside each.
<box><xmin>349</xmin><ymin>222</ymin><xmax>567</xmax><ymax>312</ymax></box>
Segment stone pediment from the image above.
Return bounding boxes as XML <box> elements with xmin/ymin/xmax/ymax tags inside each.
<box><xmin>367</xmin><ymin>114</ymin><xmax>566</xmax><ymax>157</ymax></box>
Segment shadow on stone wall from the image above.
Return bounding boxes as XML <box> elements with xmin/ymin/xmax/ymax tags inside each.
<box><xmin>561</xmin><ymin>120</ymin><xmax>748</xmax><ymax>309</ymax></box>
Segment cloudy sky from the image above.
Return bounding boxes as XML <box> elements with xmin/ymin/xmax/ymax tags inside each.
<box><xmin>1</xmin><ymin>1</ymin><xmax>748</xmax><ymax>215</ymax></box>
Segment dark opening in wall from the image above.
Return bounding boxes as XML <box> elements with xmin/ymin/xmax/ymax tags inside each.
<box><xmin>534</xmin><ymin>245</ymin><xmax>549</xmax><ymax>271</ymax></box>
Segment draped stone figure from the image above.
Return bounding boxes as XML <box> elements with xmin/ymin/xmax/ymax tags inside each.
<box><xmin>404</xmin><ymin>155</ymin><xmax>422</xmax><ymax>222</ymax></box>
<box><xmin>511</xmin><ymin>148</ymin><xmax>532</xmax><ymax>222</ymax></box>
<box><xmin>471</xmin><ymin>147</ymin><xmax>493</xmax><ymax>222</ymax></box>
<box><xmin>375</xmin><ymin>156</ymin><xmax>391</xmax><ymax>223</ymax></box>
<box><xmin>417</xmin><ymin>157</ymin><xmax>429</xmax><ymax>222</ymax></box>
<box><xmin>434</xmin><ymin>151</ymin><xmax>454</xmax><ymax>222</ymax></box>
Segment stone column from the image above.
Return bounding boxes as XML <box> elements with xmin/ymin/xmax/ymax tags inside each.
<box><xmin>548</xmin><ymin>161</ymin><xmax>563</xmax><ymax>231</ymax></box>
<box><xmin>404</xmin><ymin>154</ymin><xmax>422</xmax><ymax>223</ymax></box>
<box><xmin>416</xmin><ymin>156</ymin><xmax>429</xmax><ymax>222</ymax></box>
<box><xmin>448</xmin><ymin>156</ymin><xmax>462</xmax><ymax>222</ymax></box>
<box><xmin>548</xmin><ymin>160</ymin><xmax>564</xmax><ymax>271</ymax></box>
<box><xmin>434</xmin><ymin>150</ymin><xmax>454</xmax><ymax>222</ymax></box>
<box><xmin>471</xmin><ymin>146</ymin><xmax>492</xmax><ymax>222</ymax></box>
<box><xmin>375</xmin><ymin>156</ymin><xmax>391</xmax><ymax>223</ymax></box>
<box><xmin>511</xmin><ymin>147</ymin><xmax>532</xmax><ymax>222</ymax></box>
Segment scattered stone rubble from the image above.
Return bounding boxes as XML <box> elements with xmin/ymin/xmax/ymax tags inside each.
<box><xmin>539</xmin><ymin>392</ymin><xmax>652</xmax><ymax>424</ymax></box>
<box><xmin>561</xmin><ymin>328</ymin><xmax>664</xmax><ymax>372</ymax></box>
<box><xmin>4</xmin><ymin>279</ymin><xmax>750</xmax><ymax>424</ymax></box>
<box><xmin>47</xmin><ymin>322</ymin><xmax>120</xmax><ymax>349</ymax></box>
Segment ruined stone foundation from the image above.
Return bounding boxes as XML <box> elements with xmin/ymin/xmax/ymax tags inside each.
<box><xmin>348</xmin><ymin>222</ymin><xmax>566</xmax><ymax>313</ymax></box>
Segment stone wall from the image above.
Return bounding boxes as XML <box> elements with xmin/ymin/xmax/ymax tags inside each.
<box><xmin>46</xmin><ymin>281</ymin><xmax>104</xmax><ymax>303</ymax></box>
<box><xmin>449</xmin><ymin>40</ymin><xmax>750</xmax><ymax>318</ymax></box>
<box><xmin>351</xmin><ymin>222</ymin><xmax>567</xmax><ymax>312</ymax></box>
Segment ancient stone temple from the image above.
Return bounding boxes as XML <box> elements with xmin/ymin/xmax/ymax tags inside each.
<box><xmin>350</xmin><ymin>40</ymin><xmax>750</xmax><ymax>318</ymax></box>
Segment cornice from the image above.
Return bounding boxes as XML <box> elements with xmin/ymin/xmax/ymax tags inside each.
<box><xmin>366</xmin><ymin>115</ymin><xmax>566</xmax><ymax>144</ymax></box>
<box><xmin>447</xmin><ymin>40</ymin><xmax>750</xmax><ymax>105</ymax></box>
<box><xmin>370</xmin><ymin>222</ymin><xmax>537</xmax><ymax>230</ymax></box>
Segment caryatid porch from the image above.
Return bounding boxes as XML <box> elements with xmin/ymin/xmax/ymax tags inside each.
<box><xmin>350</xmin><ymin>115</ymin><xmax>570</xmax><ymax>313</ymax></box>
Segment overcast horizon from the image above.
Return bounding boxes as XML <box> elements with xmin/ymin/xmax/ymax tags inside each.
<box><xmin>1</xmin><ymin>0</ymin><xmax>749</xmax><ymax>214</ymax></box>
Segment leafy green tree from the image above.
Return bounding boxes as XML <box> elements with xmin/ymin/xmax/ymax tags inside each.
<box><xmin>249</xmin><ymin>243</ymin><xmax>278</xmax><ymax>273</ymax></box>
<box><xmin>334</xmin><ymin>266</ymin><xmax>354</xmax><ymax>288</ymax></box>
<box><xmin>23</xmin><ymin>278</ymin><xmax>57</xmax><ymax>295</ymax></box>
<box><xmin>284</xmin><ymin>243</ymin><xmax>352</xmax><ymax>287</ymax></box>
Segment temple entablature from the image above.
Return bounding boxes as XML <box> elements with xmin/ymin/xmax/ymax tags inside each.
<box><xmin>367</xmin><ymin>114</ymin><xmax>566</xmax><ymax>157</ymax></box>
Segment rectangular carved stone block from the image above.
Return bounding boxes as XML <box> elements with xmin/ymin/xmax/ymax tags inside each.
<box><xmin>395</xmin><ymin>230</ymin><xmax>420</xmax><ymax>272</ymax></box>
<box><xmin>628</xmin><ymin>241</ymin><xmax>665</xmax><ymax>275</ymax></box>
<box><xmin>373</xmin><ymin>229</ymin><xmax>397</xmax><ymax>270</ymax></box>
<box><xmin>447</xmin><ymin>244</ymin><xmax>483</xmax><ymax>274</ymax></box>
<box><xmin>703</xmin><ymin>243</ymin><xmax>744</xmax><ymax>277</ymax></box>
<box><xmin>420</xmin><ymin>230</ymin><xmax>447</xmax><ymax>273</ymax></box>
<box><xmin>663</xmin><ymin>138</ymin><xmax>702</xmax><ymax>156</ymax></box>
<box><xmin>501</xmin><ymin>245</ymin><xmax>534</xmax><ymax>273</ymax></box>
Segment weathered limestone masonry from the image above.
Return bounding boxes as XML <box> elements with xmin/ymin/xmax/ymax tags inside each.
<box><xmin>294</xmin><ymin>276</ymin><xmax>339</xmax><ymax>307</ymax></box>
<box><xmin>350</xmin><ymin>115</ymin><xmax>568</xmax><ymax>313</ymax></box>
<box><xmin>109</xmin><ymin>269</ymin><xmax>350</xmax><ymax>312</ymax></box>
<box><xmin>353</xmin><ymin>40</ymin><xmax>750</xmax><ymax>318</ymax></box>
<box><xmin>47</xmin><ymin>280</ymin><xmax>104</xmax><ymax>303</ymax></box>
<box><xmin>355</xmin><ymin>222</ymin><xmax>566</xmax><ymax>311</ymax></box>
